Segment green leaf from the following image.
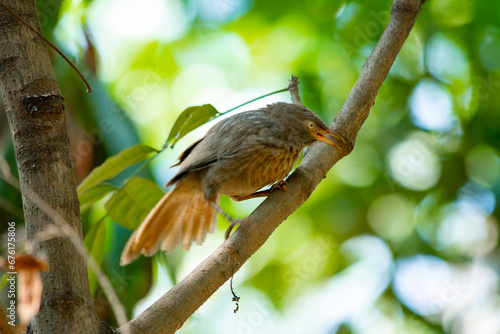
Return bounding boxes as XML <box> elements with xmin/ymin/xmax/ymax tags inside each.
<box><xmin>0</xmin><ymin>274</ymin><xmax>8</xmax><ymax>291</ymax></box>
<box><xmin>84</xmin><ymin>218</ymin><xmax>107</xmax><ymax>296</ymax></box>
<box><xmin>79</xmin><ymin>184</ymin><xmax>118</xmax><ymax>213</ymax></box>
<box><xmin>164</xmin><ymin>104</ymin><xmax>219</xmax><ymax>148</ymax></box>
<box><xmin>105</xmin><ymin>177</ymin><xmax>165</xmax><ymax>230</ymax></box>
<box><xmin>78</xmin><ymin>145</ymin><xmax>158</xmax><ymax>195</ymax></box>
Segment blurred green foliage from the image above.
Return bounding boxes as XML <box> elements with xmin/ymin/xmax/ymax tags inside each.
<box><xmin>1</xmin><ymin>0</ymin><xmax>500</xmax><ymax>333</ymax></box>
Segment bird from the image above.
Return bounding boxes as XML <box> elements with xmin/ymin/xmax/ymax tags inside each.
<box><xmin>120</xmin><ymin>102</ymin><xmax>343</xmax><ymax>265</ymax></box>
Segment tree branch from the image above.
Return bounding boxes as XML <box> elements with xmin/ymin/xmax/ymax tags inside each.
<box><xmin>117</xmin><ymin>0</ymin><xmax>426</xmax><ymax>333</ymax></box>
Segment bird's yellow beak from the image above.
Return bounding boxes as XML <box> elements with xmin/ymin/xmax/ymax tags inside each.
<box><xmin>312</xmin><ymin>129</ymin><xmax>344</xmax><ymax>149</ymax></box>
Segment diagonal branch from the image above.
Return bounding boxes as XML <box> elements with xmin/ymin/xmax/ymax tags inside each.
<box><xmin>116</xmin><ymin>0</ymin><xmax>427</xmax><ymax>333</ymax></box>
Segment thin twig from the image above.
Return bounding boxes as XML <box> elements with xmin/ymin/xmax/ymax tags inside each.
<box><xmin>230</xmin><ymin>277</ymin><xmax>240</xmax><ymax>314</ymax></box>
<box><xmin>288</xmin><ymin>75</ymin><xmax>303</xmax><ymax>105</ymax></box>
<box><xmin>0</xmin><ymin>195</ymin><xmax>24</xmax><ymax>219</ymax></box>
<box><xmin>0</xmin><ymin>3</ymin><xmax>93</xmax><ymax>93</ymax></box>
<box><xmin>0</xmin><ymin>155</ymin><xmax>20</xmax><ymax>190</ymax></box>
<box><xmin>230</xmin><ymin>263</ymin><xmax>240</xmax><ymax>314</ymax></box>
<box><xmin>29</xmin><ymin>218</ymin><xmax>131</xmax><ymax>332</ymax></box>
<box><xmin>28</xmin><ymin>226</ymin><xmax>130</xmax><ymax>331</ymax></box>
<box><xmin>21</xmin><ymin>187</ymin><xmax>129</xmax><ymax>332</ymax></box>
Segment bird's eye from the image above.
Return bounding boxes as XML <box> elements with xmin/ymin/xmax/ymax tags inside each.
<box><xmin>309</xmin><ymin>122</ymin><xmax>314</xmax><ymax>128</ymax></box>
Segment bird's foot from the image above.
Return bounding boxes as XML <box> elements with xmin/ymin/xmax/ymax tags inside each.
<box><xmin>211</xmin><ymin>202</ymin><xmax>243</xmax><ymax>239</ymax></box>
<box><xmin>272</xmin><ymin>180</ymin><xmax>289</xmax><ymax>192</ymax></box>
<box><xmin>230</xmin><ymin>181</ymin><xmax>289</xmax><ymax>202</ymax></box>
<box><xmin>212</xmin><ymin>202</ymin><xmax>235</xmax><ymax>222</ymax></box>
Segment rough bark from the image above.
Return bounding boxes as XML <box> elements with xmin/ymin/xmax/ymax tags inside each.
<box><xmin>116</xmin><ymin>0</ymin><xmax>427</xmax><ymax>333</ymax></box>
<box><xmin>0</xmin><ymin>1</ymin><xmax>103</xmax><ymax>333</ymax></box>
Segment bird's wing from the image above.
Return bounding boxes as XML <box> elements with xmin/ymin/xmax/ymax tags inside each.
<box><xmin>167</xmin><ymin>110</ymin><xmax>273</xmax><ymax>186</ymax></box>
<box><xmin>170</xmin><ymin>138</ymin><xmax>204</xmax><ymax>168</ymax></box>
<box><xmin>166</xmin><ymin>140</ymin><xmax>217</xmax><ymax>187</ymax></box>
<box><xmin>207</xmin><ymin>110</ymin><xmax>274</xmax><ymax>155</ymax></box>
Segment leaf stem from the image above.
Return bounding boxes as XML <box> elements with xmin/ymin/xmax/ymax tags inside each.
<box><xmin>220</xmin><ymin>87</ymin><xmax>289</xmax><ymax>115</ymax></box>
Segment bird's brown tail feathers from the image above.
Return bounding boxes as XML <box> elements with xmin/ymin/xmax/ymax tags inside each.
<box><xmin>120</xmin><ymin>181</ymin><xmax>217</xmax><ymax>265</ymax></box>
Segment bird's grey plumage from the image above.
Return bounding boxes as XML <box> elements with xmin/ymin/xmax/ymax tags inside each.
<box><xmin>169</xmin><ymin>102</ymin><xmax>331</xmax><ymax>198</ymax></box>
<box><xmin>121</xmin><ymin>102</ymin><xmax>338</xmax><ymax>265</ymax></box>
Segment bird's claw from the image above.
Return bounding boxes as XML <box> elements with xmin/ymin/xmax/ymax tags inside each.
<box><xmin>230</xmin><ymin>181</ymin><xmax>289</xmax><ymax>202</ymax></box>
<box><xmin>272</xmin><ymin>181</ymin><xmax>289</xmax><ymax>192</ymax></box>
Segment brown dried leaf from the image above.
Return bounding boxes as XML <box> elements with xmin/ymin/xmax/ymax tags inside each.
<box><xmin>12</xmin><ymin>254</ymin><xmax>48</xmax><ymax>272</ymax></box>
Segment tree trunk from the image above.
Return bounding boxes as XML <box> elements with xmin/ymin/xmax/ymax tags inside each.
<box><xmin>0</xmin><ymin>1</ymin><xmax>103</xmax><ymax>333</ymax></box>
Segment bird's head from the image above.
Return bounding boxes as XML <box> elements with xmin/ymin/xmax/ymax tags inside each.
<box><xmin>301</xmin><ymin>117</ymin><xmax>342</xmax><ymax>149</ymax></box>
<box><xmin>266</xmin><ymin>103</ymin><xmax>343</xmax><ymax>149</ymax></box>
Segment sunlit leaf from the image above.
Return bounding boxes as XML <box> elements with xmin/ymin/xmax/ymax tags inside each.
<box><xmin>79</xmin><ymin>184</ymin><xmax>118</xmax><ymax>213</ymax></box>
<box><xmin>105</xmin><ymin>177</ymin><xmax>165</xmax><ymax>230</ymax></box>
<box><xmin>163</xmin><ymin>104</ymin><xmax>220</xmax><ymax>148</ymax></box>
<box><xmin>77</xmin><ymin>145</ymin><xmax>158</xmax><ymax>195</ymax></box>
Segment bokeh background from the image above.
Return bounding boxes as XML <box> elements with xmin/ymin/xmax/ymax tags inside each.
<box><xmin>1</xmin><ymin>0</ymin><xmax>500</xmax><ymax>333</ymax></box>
